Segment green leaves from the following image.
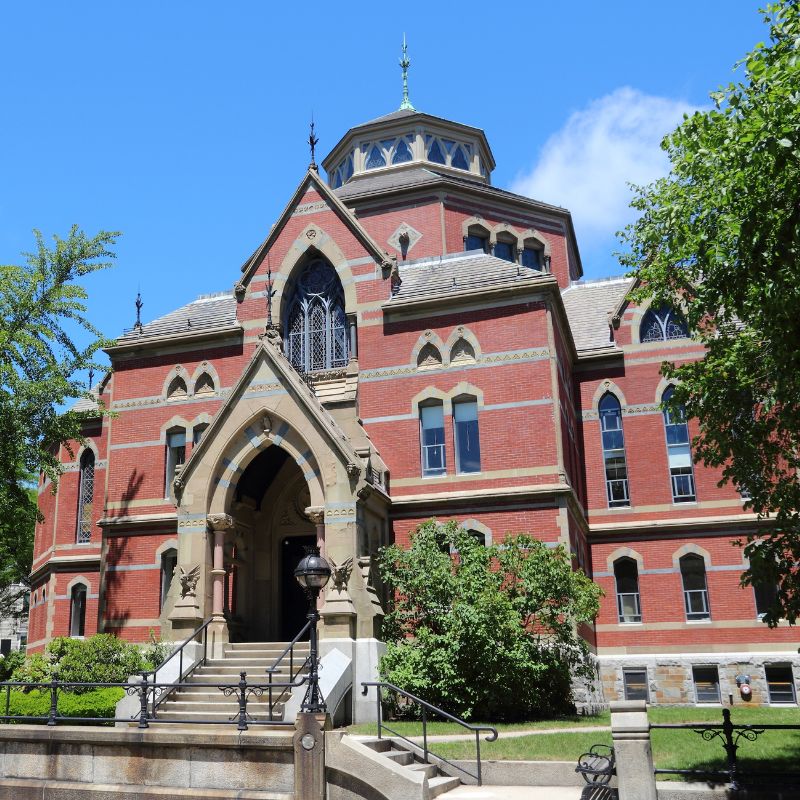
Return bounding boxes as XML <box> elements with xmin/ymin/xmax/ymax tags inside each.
<box><xmin>378</xmin><ymin>520</ymin><xmax>601</xmax><ymax>721</ymax></box>
<box><xmin>622</xmin><ymin>0</ymin><xmax>800</xmax><ymax>623</ymax></box>
<box><xmin>0</xmin><ymin>226</ymin><xmax>118</xmax><ymax>598</ymax></box>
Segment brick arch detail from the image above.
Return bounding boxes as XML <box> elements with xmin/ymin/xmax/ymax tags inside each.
<box><xmin>410</xmin><ymin>330</ymin><xmax>446</xmax><ymax>367</ymax></box>
<box><xmin>162</xmin><ymin>364</ymin><xmax>189</xmax><ymax>400</ymax></box>
<box><xmin>443</xmin><ymin>326</ymin><xmax>481</xmax><ymax>366</ymax></box>
<box><xmin>672</xmin><ymin>543</ymin><xmax>712</xmax><ymax>569</ymax></box>
<box><xmin>189</xmin><ymin>361</ymin><xmax>221</xmax><ymax>396</ymax></box>
<box><xmin>591</xmin><ymin>380</ymin><xmax>628</xmax><ymax>411</ymax></box>
<box><xmin>459</xmin><ymin>518</ymin><xmax>493</xmax><ymax>545</ymax></box>
<box><xmin>606</xmin><ymin>546</ymin><xmax>644</xmax><ymax>573</ymax></box>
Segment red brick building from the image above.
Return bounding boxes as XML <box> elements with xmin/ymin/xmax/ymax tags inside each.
<box><xmin>29</xmin><ymin>103</ymin><xmax>798</xmax><ymax>709</ymax></box>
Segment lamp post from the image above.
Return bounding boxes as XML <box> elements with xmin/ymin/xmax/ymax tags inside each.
<box><xmin>294</xmin><ymin>546</ymin><xmax>332</xmax><ymax>714</ymax></box>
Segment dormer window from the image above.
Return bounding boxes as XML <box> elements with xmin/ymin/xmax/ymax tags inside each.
<box><xmin>494</xmin><ymin>240</ymin><xmax>516</xmax><ymax>262</ymax></box>
<box><xmin>521</xmin><ymin>246</ymin><xmax>542</xmax><ymax>269</ymax></box>
<box><xmin>465</xmin><ymin>233</ymin><xmax>488</xmax><ymax>253</ymax></box>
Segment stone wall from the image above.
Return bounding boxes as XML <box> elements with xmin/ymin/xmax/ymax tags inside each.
<box><xmin>600</xmin><ymin>653</ymin><xmax>800</xmax><ymax>706</ymax></box>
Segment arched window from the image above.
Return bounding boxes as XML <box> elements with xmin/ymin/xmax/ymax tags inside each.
<box><xmin>493</xmin><ymin>235</ymin><xmax>517</xmax><ymax>263</ymax></box>
<box><xmin>284</xmin><ymin>259</ymin><xmax>348</xmax><ymax>373</ymax></box>
<box><xmin>167</xmin><ymin>376</ymin><xmax>188</xmax><ymax>399</ymax></box>
<box><xmin>640</xmin><ymin>305</ymin><xmax>689</xmax><ymax>342</ymax></box>
<box><xmin>662</xmin><ymin>387</ymin><xmax>696</xmax><ymax>502</ymax></box>
<box><xmin>76</xmin><ymin>450</ymin><xmax>95</xmax><ymax>544</ymax></box>
<box><xmin>70</xmin><ymin>584</ymin><xmax>87</xmax><ymax>637</ymax></box>
<box><xmin>417</xmin><ymin>343</ymin><xmax>442</xmax><ymax>369</ymax></box>
<box><xmin>420</xmin><ymin>401</ymin><xmax>446</xmax><ymax>477</ymax></box>
<box><xmin>160</xmin><ymin>549</ymin><xmax>178</xmax><ymax>611</ymax></box>
<box><xmin>192</xmin><ymin>423</ymin><xmax>209</xmax><ymax>445</ymax></box>
<box><xmin>680</xmin><ymin>554</ymin><xmax>710</xmax><ymax>620</ymax></box>
<box><xmin>599</xmin><ymin>394</ymin><xmax>630</xmax><ymax>507</ymax></box>
<box><xmin>194</xmin><ymin>373</ymin><xmax>215</xmax><ymax>395</ymax></box>
<box><xmin>614</xmin><ymin>558</ymin><xmax>641</xmax><ymax>623</ymax></box>
<box><xmin>165</xmin><ymin>428</ymin><xmax>186</xmax><ymax>498</ymax></box>
<box><xmin>453</xmin><ymin>397</ymin><xmax>481</xmax><ymax>474</ymax></box>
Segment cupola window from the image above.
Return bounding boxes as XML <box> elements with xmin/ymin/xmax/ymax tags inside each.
<box><xmin>427</xmin><ymin>139</ymin><xmax>446</xmax><ymax>164</ymax></box>
<box><xmin>366</xmin><ymin>145</ymin><xmax>386</xmax><ymax>170</ymax></box>
<box><xmin>392</xmin><ymin>138</ymin><xmax>413</xmax><ymax>164</ymax></box>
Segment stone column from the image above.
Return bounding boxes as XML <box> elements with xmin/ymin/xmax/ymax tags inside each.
<box><xmin>207</xmin><ymin>513</ymin><xmax>233</xmax><ymax>658</ymax></box>
<box><xmin>294</xmin><ymin>712</ymin><xmax>327</xmax><ymax>800</ymax></box>
<box><xmin>610</xmin><ymin>700</ymin><xmax>657</xmax><ymax>800</ymax></box>
<box><xmin>305</xmin><ymin>506</ymin><xmax>325</xmax><ymax>553</ymax></box>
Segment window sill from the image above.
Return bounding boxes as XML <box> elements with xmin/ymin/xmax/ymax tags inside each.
<box><xmin>422</xmin><ymin>473</ymin><xmax>447</xmax><ymax>479</ymax></box>
<box><xmin>455</xmin><ymin>471</ymin><xmax>482</xmax><ymax>477</ymax></box>
<box><xmin>686</xmin><ymin>619</ymin><xmax>712</xmax><ymax>624</ymax></box>
<box><xmin>618</xmin><ymin>621</ymin><xmax>643</xmax><ymax>626</ymax></box>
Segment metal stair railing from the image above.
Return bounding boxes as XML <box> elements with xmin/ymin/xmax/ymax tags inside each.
<box><xmin>361</xmin><ymin>681</ymin><xmax>498</xmax><ymax>786</ymax></box>
<box><xmin>266</xmin><ymin>621</ymin><xmax>311</xmax><ymax>713</ymax></box>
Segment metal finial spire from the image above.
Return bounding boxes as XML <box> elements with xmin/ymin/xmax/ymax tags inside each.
<box><xmin>308</xmin><ymin>115</ymin><xmax>319</xmax><ymax>171</ymax></box>
<box><xmin>88</xmin><ymin>367</ymin><xmax>95</xmax><ymax>390</ymax></box>
<box><xmin>134</xmin><ymin>292</ymin><xmax>143</xmax><ymax>331</ymax></box>
<box><xmin>399</xmin><ymin>34</ymin><xmax>415</xmax><ymax>111</ymax></box>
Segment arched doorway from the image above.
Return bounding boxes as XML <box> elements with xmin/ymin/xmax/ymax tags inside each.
<box><xmin>225</xmin><ymin>444</ymin><xmax>316</xmax><ymax>642</ymax></box>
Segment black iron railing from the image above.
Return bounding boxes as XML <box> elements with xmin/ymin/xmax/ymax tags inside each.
<box><xmin>266</xmin><ymin>621</ymin><xmax>311</xmax><ymax>708</ymax></box>
<box><xmin>361</xmin><ymin>681</ymin><xmax>497</xmax><ymax>786</ymax></box>
<box><xmin>0</xmin><ymin>670</ymin><xmax>306</xmax><ymax>730</ymax></box>
<box><xmin>652</xmin><ymin>707</ymin><xmax>800</xmax><ymax>790</ymax></box>
<box><xmin>147</xmin><ymin>616</ymin><xmax>213</xmax><ymax>712</ymax></box>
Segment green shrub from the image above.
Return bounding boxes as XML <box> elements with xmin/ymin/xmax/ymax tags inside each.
<box><xmin>46</xmin><ymin>634</ymin><xmax>146</xmax><ymax>690</ymax></box>
<box><xmin>379</xmin><ymin>520</ymin><xmax>602</xmax><ymax>722</ymax></box>
<box><xmin>1</xmin><ymin>687</ymin><xmax>124</xmax><ymax>721</ymax></box>
<box><xmin>11</xmin><ymin>652</ymin><xmax>53</xmax><ymax>684</ymax></box>
<box><xmin>0</xmin><ymin>650</ymin><xmax>26</xmax><ymax>681</ymax></box>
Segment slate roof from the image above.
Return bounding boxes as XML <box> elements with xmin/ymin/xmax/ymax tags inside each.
<box><xmin>561</xmin><ymin>277</ymin><xmax>633</xmax><ymax>353</ymax></box>
<box><xmin>388</xmin><ymin>251</ymin><xmax>548</xmax><ymax>303</ymax></box>
<box><xmin>70</xmin><ymin>391</ymin><xmax>99</xmax><ymax>414</ymax></box>
<box><xmin>334</xmin><ymin>166</ymin><xmax>568</xmax><ymax>216</ymax></box>
<box><xmin>117</xmin><ymin>292</ymin><xmax>239</xmax><ymax>342</ymax></box>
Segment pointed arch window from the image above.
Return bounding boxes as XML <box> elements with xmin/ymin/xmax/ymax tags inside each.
<box><xmin>599</xmin><ymin>393</ymin><xmax>630</xmax><ymax>507</ymax></box>
<box><xmin>285</xmin><ymin>259</ymin><xmax>348</xmax><ymax>373</ymax></box>
<box><xmin>70</xmin><ymin>584</ymin><xmax>87</xmax><ymax>637</ymax></box>
<box><xmin>640</xmin><ymin>305</ymin><xmax>689</xmax><ymax>342</ymax></box>
<box><xmin>680</xmin><ymin>554</ymin><xmax>710</xmax><ymax>620</ymax></box>
<box><xmin>614</xmin><ymin>558</ymin><xmax>641</xmax><ymax>623</ymax></box>
<box><xmin>392</xmin><ymin>138</ymin><xmax>413</xmax><ymax>164</ymax></box>
<box><xmin>76</xmin><ymin>450</ymin><xmax>95</xmax><ymax>544</ymax></box>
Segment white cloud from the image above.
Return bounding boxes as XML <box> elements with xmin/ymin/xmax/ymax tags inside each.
<box><xmin>511</xmin><ymin>87</ymin><xmax>698</xmax><ymax>247</ymax></box>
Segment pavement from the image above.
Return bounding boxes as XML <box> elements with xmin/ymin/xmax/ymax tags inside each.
<box><xmin>439</xmin><ymin>787</ymin><xmax>583</xmax><ymax>799</ymax></box>
<box><xmin>414</xmin><ymin>725</ymin><xmax>610</xmax><ymax>743</ymax></box>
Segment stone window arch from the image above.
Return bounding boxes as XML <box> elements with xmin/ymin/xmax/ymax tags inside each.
<box><xmin>680</xmin><ymin>553</ymin><xmax>710</xmax><ymax>621</ymax></box>
<box><xmin>417</xmin><ymin>342</ymin><xmax>443</xmax><ymax>369</ymax></box>
<box><xmin>459</xmin><ymin>519</ymin><xmax>492</xmax><ymax>547</ymax></box>
<box><xmin>599</xmin><ymin>392</ymin><xmax>630</xmax><ymax>508</ymax></box>
<box><xmin>462</xmin><ymin>217</ymin><xmax>491</xmax><ymax>253</ymax></box>
<box><xmin>69</xmin><ymin>581</ymin><xmax>88</xmax><ymax>637</ymax></box>
<box><xmin>194</xmin><ymin>372</ymin><xmax>215</xmax><ymax>396</ymax></box>
<box><xmin>639</xmin><ymin>304</ymin><xmax>689</xmax><ymax>343</ymax></box>
<box><xmin>167</xmin><ymin>376</ymin><xmax>188</xmax><ymax>400</ymax></box>
<box><xmin>614</xmin><ymin>557</ymin><xmax>642</xmax><ymax>623</ymax></box>
<box><xmin>284</xmin><ymin>258</ymin><xmax>348</xmax><ymax>373</ymax></box>
<box><xmin>157</xmin><ymin>542</ymin><xmax>178</xmax><ymax>612</ymax></box>
<box><xmin>520</xmin><ymin>230</ymin><xmax>550</xmax><ymax>270</ymax></box>
<box><xmin>444</xmin><ymin>327</ymin><xmax>481</xmax><ymax>366</ymax></box>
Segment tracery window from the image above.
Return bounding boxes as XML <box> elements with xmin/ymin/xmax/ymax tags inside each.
<box><xmin>285</xmin><ymin>259</ymin><xmax>348</xmax><ymax>373</ymax></box>
<box><xmin>599</xmin><ymin>393</ymin><xmax>630</xmax><ymax>507</ymax></box>
<box><xmin>640</xmin><ymin>305</ymin><xmax>689</xmax><ymax>342</ymax></box>
<box><xmin>76</xmin><ymin>450</ymin><xmax>95</xmax><ymax>544</ymax></box>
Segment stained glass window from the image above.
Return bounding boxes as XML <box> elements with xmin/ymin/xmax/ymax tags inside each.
<box><xmin>427</xmin><ymin>139</ymin><xmax>445</xmax><ymax>164</ymax></box>
<box><xmin>451</xmin><ymin>146</ymin><xmax>469</xmax><ymax>170</ymax></box>
<box><xmin>284</xmin><ymin>259</ymin><xmax>349</xmax><ymax>373</ymax></box>
<box><xmin>366</xmin><ymin>145</ymin><xmax>386</xmax><ymax>169</ymax></box>
<box><xmin>392</xmin><ymin>138</ymin><xmax>412</xmax><ymax>164</ymax></box>
<box><xmin>640</xmin><ymin>305</ymin><xmax>689</xmax><ymax>342</ymax></box>
<box><xmin>76</xmin><ymin>450</ymin><xmax>95</xmax><ymax>544</ymax></box>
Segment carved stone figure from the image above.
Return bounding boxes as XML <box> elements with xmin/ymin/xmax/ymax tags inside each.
<box><xmin>329</xmin><ymin>556</ymin><xmax>354</xmax><ymax>594</ymax></box>
<box><xmin>179</xmin><ymin>565</ymin><xmax>201</xmax><ymax>598</ymax></box>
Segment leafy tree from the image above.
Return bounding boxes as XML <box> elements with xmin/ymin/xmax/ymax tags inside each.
<box><xmin>621</xmin><ymin>1</ymin><xmax>800</xmax><ymax>624</ymax></box>
<box><xmin>378</xmin><ymin>520</ymin><xmax>601</xmax><ymax>721</ymax></box>
<box><xmin>0</xmin><ymin>226</ymin><xmax>118</xmax><ymax>601</ymax></box>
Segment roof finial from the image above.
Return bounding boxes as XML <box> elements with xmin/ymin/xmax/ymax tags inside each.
<box><xmin>399</xmin><ymin>34</ymin><xmax>415</xmax><ymax>112</ymax></box>
<box><xmin>88</xmin><ymin>367</ymin><xmax>95</xmax><ymax>390</ymax></box>
<box><xmin>134</xmin><ymin>291</ymin><xmax>143</xmax><ymax>331</ymax></box>
<box><xmin>266</xmin><ymin>255</ymin><xmax>277</xmax><ymax>330</ymax></box>
<box><xmin>308</xmin><ymin>114</ymin><xmax>319</xmax><ymax>171</ymax></box>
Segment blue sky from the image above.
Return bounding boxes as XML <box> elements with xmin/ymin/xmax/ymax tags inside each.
<box><xmin>0</xmin><ymin>2</ymin><xmax>767</xmax><ymax>371</ymax></box>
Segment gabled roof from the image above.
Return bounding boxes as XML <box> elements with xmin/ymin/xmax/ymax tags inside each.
<box><xmin>561</xmin><ymin>276</ymin><xmax>634</xmax><ymax>353</ymax></box>
<box><xmin>238</xmin><ymin>169</ymin><xmax>391</xmax><ymax>287</ymax></box>
<box><xmin>116</xmin><ymin>292</ymin><xmax>237</xmax><ymax>343</ymax></box>
<box><xmin>177</xmin><ymin>335</ymin><xmax>362</xmax><ymax>493</ymax></box>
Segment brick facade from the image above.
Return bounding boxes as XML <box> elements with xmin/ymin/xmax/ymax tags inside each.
<box><xmin>30</xmin><ymin>106</ymin><xmax>798</xmax><ymax>707</ymax></box>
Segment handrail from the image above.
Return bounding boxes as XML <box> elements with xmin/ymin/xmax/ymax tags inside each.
<box><xmin>361</xmin><ymin>681</ymin><xmax>497</xmax><ymax>786</ymax></box>
<box><xmin>145</xmin><ymin>616</ymin><xmax>213</xmax><ymax>712</ymax></box>
<box><xmin>267</xmin><ymin>621</ymin><xmax>312</xmax><ymax>708</ymax></box>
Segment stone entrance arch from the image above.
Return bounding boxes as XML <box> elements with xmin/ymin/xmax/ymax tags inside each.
<box><xmin>161</xmin><ymin>337</ymin><xmax>390</xmax><ymax>662</ymax></box>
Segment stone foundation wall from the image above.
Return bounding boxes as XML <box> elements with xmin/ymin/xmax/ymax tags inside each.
<box><xmin>600</xmin><ymin>653</ymin><xmax>800</xmax><ymax>706</ymax></box>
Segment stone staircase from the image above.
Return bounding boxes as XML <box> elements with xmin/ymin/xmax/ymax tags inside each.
<box><xmin>357</xmin><ymin>736</ymin><xmax>461</xmax><ymax>797</ymax></box>
<box><xmin>153</xmin><ymin>640</ymin><xmax>309</xmax><ymax>724</ymax></box>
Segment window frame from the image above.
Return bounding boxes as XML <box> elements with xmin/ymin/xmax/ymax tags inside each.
<box><xmin>599</xmin><ymin>393</ymin><xmax>630</xmax><ymax>508</ymax></box>
<box><xmin>680</xmin><ymin>554</ymin><xmax>711</xmax><ymax>621</ymax></box>
<box><xmin>165</xmin><ymin>428</ymin><xmax>187</xmax><ymax>498</ymax></box>
<box><xmin>614</xmin><ymin>557</ymin><xmax>642</xmax><ymax>624</ymax></box>
<box><xmin>662</xmin><ymin>387</ymin><xmax>696</xmax><ymax>503</ymax></box>
<box><xmin>623</xmin><ymin>668</ymin><xmax>649</xmax><ymax>701</ymax></box>
<box><xmin>75</xmin><ymin>449</ymin><xmax>96</xmax><ymax>544</ymax></box>
<box><xmin>639</xmin><ymin>305</ymin><xmax>690</xmax><ymax>343</ymax></box>
<box><xmin>692</xmin><ymin>665</ymin><xmax>721</xmax><ymax>704</ymax></box>
<box><xmin>765</xmin><ymin>665</ymin><xmax>797</xmax><ymax>705</ymax></box>
<box><xmin>419</xmin><ymin>402</ymin><xmax>446</xmax><ymax>478</ymax></box>
<box><xmin>69</xmin><ymin>584</ymin><xmax>87</xmax><ymax>638</ymax></box>
<box><xmin>453</xmin><ymin>397</ymin><xmax>481</xmax><ymax>475</ymax></box>
<box><xmin>160</xmin><ymin>549</ymin><xmax>178</xmax><ymax>612</ymax></box>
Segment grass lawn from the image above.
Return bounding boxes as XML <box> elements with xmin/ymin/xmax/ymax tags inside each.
<box><xmin>352</xmin><ymin>706</ymin><xmax>800</xmax><ymax>782</ymax></box>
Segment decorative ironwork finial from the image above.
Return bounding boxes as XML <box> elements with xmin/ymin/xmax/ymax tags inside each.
<box><xmin>134</xmin><ymin>292</ymin><xmax>143</xmax><ymax>331</ymax></box>
<box><xmin>308</xmin><ymin>115</ymin><xmax>319</xmax><ymax>171</ymax></box>
<box><xmin>399</xmin><ymin>34</ymin><xmax>415</xmax><ymax>112</ymax></box>
<box><xmin>266</xmin><ymin>256</ymin><xmax>277</xmax><ymax>329</ymax></box>
<box><xmin>88</xmin><ymin>367</ymin><xmax>95</xmax><ymax>390</ymax></box>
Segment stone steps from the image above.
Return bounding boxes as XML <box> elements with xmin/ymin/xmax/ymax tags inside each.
<box><xmin>359</xmin><ymin>737</ymin><xmax>462</xmax><ymax>797</ymax></box>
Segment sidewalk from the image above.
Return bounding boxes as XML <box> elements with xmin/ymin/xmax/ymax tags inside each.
<box><xmin>439</xmin><ymin>786</ymin><xmax>582</xmax><ymax>799</ymax></box>
<box><xmin>410</xmin><ymin>724</ymin><xmax>611</xmax><ymax>743</ymax></box>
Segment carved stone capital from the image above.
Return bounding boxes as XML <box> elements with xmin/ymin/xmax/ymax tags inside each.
<box><xmin>304</xmin><ymin>506</ymin><xmax>325</xmax><ymax>525</ymax></box>
<box><xmin>207</xmin><ymin>513</ymin><xmax>234</xmax><ymax>532</ymax></box>
<box><xmin>234</xmin><ymin>282</ymin><xmax>246</xmax><ymax>302</ymax></box>
<box><xmin>346</xmin><ymin>462</ymin><xmax>361</xmax><ymax>479</ymax></box>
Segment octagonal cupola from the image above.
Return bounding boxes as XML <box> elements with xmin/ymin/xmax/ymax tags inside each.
<box><xmin>322</xmin><ymin>40</ymin><xmax>494</xmax><ymax>189</ymax></box>
<box><xmin>322</xmin><ymin>108</ymin><xmax>496</xmax><ymax>189</ymax></box>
